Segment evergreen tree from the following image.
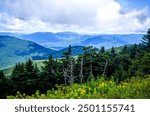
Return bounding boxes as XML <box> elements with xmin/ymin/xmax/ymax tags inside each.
<box><xmin>25</xmin><ymin>59</ymin><xmax>37</xmax><ymax>79</ymax></box>
<box><xmin>0</xmin><ymin>70</ymin><xmax>7</xmax><ymax>98</ymax></box>
<box><xmin>121</xmin><ymin>45</ymin><xmax>128</xmax><ymax>54</ymax></box>
<box><xmin>0</xmin><ymin>70</ymin><xmax>5</xmax><ymax>79</ymax></box>
<box><xmin>129</xmin><ymin>44</ymin><xmax>140</xmax><ymax>59</ymax></box>
<box><xmin>140</xmin><ymin>52</ymin><xmax>150</xmax><ymax>75</ymax></box>
<box><xmin>83</xmin><ymin>46</ymin><xmax>97</xmax><ymax>81</ymax></box>
<box><xmin>110</xmin><ymin>46</ymin><xmax>116</xmax><ymax>58</ymax></box>
<box><xmin>11</xmin><ymin>63</ymin><xmax>26</xmax><ymax>94</ymax></box>
<box><xmin>24</xmin><ymin>59</ymin><xmax>38</xmax><ymax>94</ymax></box>
<box><xmin>42</xmin><ymin>55</ymin><xmax>57</xmax><ymax>90</ymax></box>
<box><xmin>100</xmin><ymin>46</ymin><xmax>105</xmax><ymax>54</ymax></box>
<box><xmin>114</xmin><ymin>63</ymin><xmax>127</xmax><ymax>83</ymax></box>
<box><xmin>142</xmin><ymin>28</ymin><xmax>150</xmax><ymax>52</ymax></box>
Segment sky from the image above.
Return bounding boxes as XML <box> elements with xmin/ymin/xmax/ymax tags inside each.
<box><xmin>0</xmin><ymin>0</ymin><xmax>150</xmax><ymax>34</ymax></box>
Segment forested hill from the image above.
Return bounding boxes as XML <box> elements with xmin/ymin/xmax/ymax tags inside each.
<box><xmin>0</xmin><ymin>35</ymin><xmax>84</xmax><ymax>70</ymax></box>
<box><xmin>0</xmin><ymin>35</ymin><xmax>55</xmax><ymax>69</ymax></box>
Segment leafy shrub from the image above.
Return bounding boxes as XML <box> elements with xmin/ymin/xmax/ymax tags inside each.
<box><xmin>7</xmin><ymin>75</ymin><xmax>150</xmax><ymax>99</ymax></box>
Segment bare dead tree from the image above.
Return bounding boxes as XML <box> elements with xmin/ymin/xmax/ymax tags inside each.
<box><xmin>79</xmin><ymin>56</ymin><xmax>84</xmax><ymax>84</ymax></box>
<box><xmin>103</xmin><ymin>59</ymin><xmax>108</xmax><ymax>76</ymax></box>
<box><xmin>62</xmin><ymin>64</ymin><xmax>67</xmax><ymax>85</ymax></box>
<box><xmin>90</xmin><ymin>55</ymin><xmax>93</xmax><ymax>77</ymax></box>
<box><xmin>68</xmin><ymin>58</ymin><xmax>74</xmax><ymax>85</ymax></box>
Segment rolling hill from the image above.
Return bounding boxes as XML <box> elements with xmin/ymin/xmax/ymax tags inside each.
<box><xmin>0</xmin><ymin>35</ymin><xmax>55</xmax><ymax>70</ymax></box>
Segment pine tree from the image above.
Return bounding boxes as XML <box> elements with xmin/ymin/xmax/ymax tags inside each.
<box><xmin>83</xmin><ymin>46</ymin><xmax>97</xmax><ymax>81</ymax></box>
<box><xmin>42</xmin><ymin>55</ymin><xmax>57</xmax><ymax>90</ymax></box>
<box><xmin>25</xmin><ymin>59</ymin><xmax>37</xmax><ymax>79</ymax></box>
<box><xmin>110</xmin><ymin>46</ymin><xmax>116</xmax><ymax>58</ymax></box>
<box><xmin>11</xmin><ymin>63</ymin><xmax>26</xmax><ymax>94</ymax></box>
<box><xmin>100</xmin><ymin>46</ymin><xmax>105</xmax><ymax>54</ymax></box>
<box><xmin>130</xmin><ymin>44</ymin><xmax>140</xmax><ymax>58</ymax></box>
<box><xmin>142</xmin><ymin>28</ymin><xmax>150</xmax><ymax>52</ymax></box>
<box><xmin>122</xmin><ymin>45</ymin><xmax>128</xmax><ymax>54</ymax></box>
<box><xmin>0</xmin><ymin>70</ymin><xmax>7</xmax><ymax>98</ymax></box>
<box><xmin>140</xmin><ymin>52</ymin><xmax>150</xmax><ymax>75</ymax></box>
<box><xmin>0</xmin><ymin>70</ymin><xmax>5</xmax><ymax>79</ymax></box>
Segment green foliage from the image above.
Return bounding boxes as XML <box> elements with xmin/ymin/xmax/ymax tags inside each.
<box><xmin>7</xmin><ymin>75</ymin><xmax>150</xmax><ymax>99</ymax></box>
<box><xmin>11</xmin><ymin>59</ymin><xmax>39</xmax><ymax>95</ymax></box>
<box><xmin>0</xmin><ymin>70</ymin><xmax>12</xmax><ymax>98</ymax></box>
<box><xmin>142</xmin><ymin>28</ymin><xmax>150</xmax><ymax>52</ymax></box>
<box><xmin>100</xmin><ymin>46</ymin><xmax>105</xmax><ymax>54</ymax></box>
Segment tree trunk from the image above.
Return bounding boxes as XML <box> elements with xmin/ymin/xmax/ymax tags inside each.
<box><xmin>79</xmin><ymin>56</ymin><xmax>84</xmax><ymax>84</ymax></box>
<box><xmin>103</xmin><ymin>59</ymin><xmax>108</xmax><ymax>76</ymax></box>
<box><xmin>90</xmin><ymin>55</ymin><xmax>93</xmax><ymax>76</ymax></box>
<box><xmin>69</xmin><ymin>58</ymin><xmax>74</xmax><ymax>85</ymax></box>
<box><xmin>62</xmin><ymin>64</ymin><xmax>67</xmax><ymax>85</ymax></box>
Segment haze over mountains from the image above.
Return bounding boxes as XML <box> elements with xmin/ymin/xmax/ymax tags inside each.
<box><xmin>0</xmin><ymin>31</ymin><xmax>143</xmax><ymax>49</ymax></box>
<box><xmin>0</xmin><ymin>31</ymin><xmax>143</xmax><ymax>69</ymax></box>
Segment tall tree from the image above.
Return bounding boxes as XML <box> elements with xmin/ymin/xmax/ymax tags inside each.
<box><xmin>142</xmin><ymin>28</ymin><xmax>150</xmax><ymax>52</ymax></box>
<box><xmin>0</xmin><ymin>70</ymin><xmax>5</xmax><ymax>79</ymax></box>
<box><xmin>110</xmin><ymin>46</ymin><xmax>116</xmax><ymax>58</ymax></box>
<box><xmin>100</xmin><ymin>46</ymin><xmax>105</xmax><ymax>54</ymax></box>
<box><xmin>0</xmin><ymin>70</ymin><xmax>8</xmax><ymax>98</ymax></box>
<box><xmin>140</xmin><ymin>52</ymin><xmax>150</xmax><ymax>75</ymax></box>
<box><xmin>25</xmin><ymin>59</ymin><xmax>37</xmax><ymax>79</ymax></box>
<box><xmin>129</xmin><ymin>44</ymin><xmax>140</xmax><ymax>59</ymax></box>
<box><xmin>42</xmin><ymin>55</ymin><xmax>57</xmax><ymax>90</ymax></box>
<box><xmin>83</xmin><ymin>46</ymin><xmax>97</xmax><ymax>79</ymax></box>
<box><xmin>62</xmin><ymin>45</ymin><xmax>74</xmax><ymax>85</ymax></box>
<box><xmin>11</xmin><ymin>63</ymin><xmax>26</xmax><ymax>94</ymax></box>
<box><xmin>121</xmin><ymin>45</ymin><xmax>128</xmax><ymax>54</ymax></box>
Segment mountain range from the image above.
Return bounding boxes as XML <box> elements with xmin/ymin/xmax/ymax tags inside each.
<box><xmin>19</xmin><ymin>32</ymin><xmax>143</xmax><ymax>49</ymax></box>
<box><xmin>0</xmin><ymin>31</ymin><xmax>144</xmax><ymax>70</ymax></box>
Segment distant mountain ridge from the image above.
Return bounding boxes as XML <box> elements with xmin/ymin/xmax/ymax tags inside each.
<box><xmin>81</xmin><ymin>34</ymin><xmax>143</xmax><ymax>48</ymax></box>
<box><xmin>0</xmin><ymin>31</ymin><xmax>143</xmax><ymax>49</ymax></box>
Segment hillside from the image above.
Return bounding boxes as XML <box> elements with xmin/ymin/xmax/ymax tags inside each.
<box><xmin>0</xmin><ymin>35</ymin><xmax>55</xmax><ymax>70</ymax></box>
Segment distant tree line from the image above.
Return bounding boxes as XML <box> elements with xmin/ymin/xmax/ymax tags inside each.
<box><xmin>0</xmin><ymin>29</ymin><xmax>150</xmax><ymax>98</ymax></box>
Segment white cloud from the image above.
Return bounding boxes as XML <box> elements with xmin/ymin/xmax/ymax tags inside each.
<box><xmin>0</xmin><ymin>0</ymin><xmax>149</xmax><ymax>33</ymax></box>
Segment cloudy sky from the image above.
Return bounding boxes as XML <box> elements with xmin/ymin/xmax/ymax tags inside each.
<box><xmin>0</xmin><ymin>0</ymin><xmax>150</xmax><ymax>34</ymax></box>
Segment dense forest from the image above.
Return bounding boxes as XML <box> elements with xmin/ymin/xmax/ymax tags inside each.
<box><xmin>0</xmin><ymin>29</ymin><xmax>150</xmax><ymax>99</ymax></box>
